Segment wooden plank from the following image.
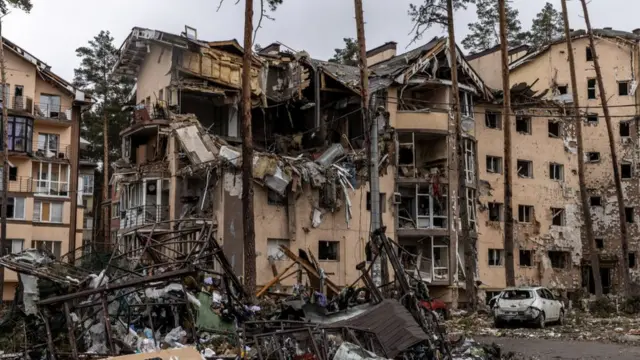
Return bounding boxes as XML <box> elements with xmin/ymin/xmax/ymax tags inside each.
<box><xmin>279</xmin><ymin>246</ymin><xmax>339</xmax><ymax>297</ymax></box>
<box><xmin>256</xmin><ymin>261</ymin><xmax>297</xmax><ymax>297</ymax></box>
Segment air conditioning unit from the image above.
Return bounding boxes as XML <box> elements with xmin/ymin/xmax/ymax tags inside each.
<box><xmin>393</xmin><ymin>192</ymin><xmax>402</xmax><ymax>205</ymax></box>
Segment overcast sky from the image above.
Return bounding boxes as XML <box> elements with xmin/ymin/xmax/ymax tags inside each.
<box><xmin>1</xmin><ymin>0</ymin><xmax>636</xmax><ymax>82</ymax></box>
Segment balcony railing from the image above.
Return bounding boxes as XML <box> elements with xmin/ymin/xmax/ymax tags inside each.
<box><xmin>34</xmin><ymin>179</ymin><xmax>69</xmax><ymax>197</ymax></box>
<box><xmin>34</xmin><ymin>103</ymin><xmax>72</xmax><ymax>121</ymax></box>
<box><xmin>1</xmin><ymin>95</ymin><xmax>34</xmax><ymax>112</ymax></box>
<box><xmin>120</xmin><ymin>205</ymin><xmax>170</xmax><ymax>229</ymax></box>
<box><xmin>0</xmin><ymin>176</ymin><xmax>33</xmax><ymax>192</ymax></box>
<box><xmin>33</xmin><ymin>140</ymin><xmax>71</xmax><ymax>160</ymax></box>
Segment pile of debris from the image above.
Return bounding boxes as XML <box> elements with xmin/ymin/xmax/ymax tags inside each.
<box><xmin>0</xmin><ymin>217</ymin><xmax>510</xmax><ymax>360</ymax></box>
<box><xmin>446</xmin><ymin>310</ymin><xmax>640</xmax><ymax>345</ymax></box>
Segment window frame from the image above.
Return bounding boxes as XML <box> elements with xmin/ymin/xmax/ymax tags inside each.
<box><xmin>548</xmin><ymin>120</ymin><xmax>561</xmax><ymax>138</ymax></box>
<box><xmin>486</xmin><ymin>155</ymin><xmax>502</xmax><ymax>174</ymax></box>
<box><xmin>485</xmin><ymin>111</ymin><xmax>501</xmax><ymax>129</ymax></box>
<box><xmin>515</xmin><ymin>115</ymin><xmax>532</xmax><ymax>134</ymax></box>
<box><xmin>318</xmin><ymin>240</ymin><xmax>340</xmax><ymax>261</ymax></box>
<box><xmin>32</xmin><ymin>240</ymin><xmax>62</xmax><ymax>258</ymax></box>
<box><xmin>549</xmin><ymin>163</ymin><xmax>564</xmax><ymax>181</ymax></box>
<box><xmin>33</xmin><ymin>200</ymin><xmax>64</xmax><ymax>223</ymax></box>
<box><xmin>618</xmin><ymin>81</ymin><xmax>631</xmax><ymax>96</ymax></box>
<box><xmin>519</xmin><ymin>249</ymin><xmax>533</xmax><ymax>267</ymax></box>
<box><xmin>517</xmin><ymin>159</ymin><xmax>533</xmax><ymax>178</ymax></box>
<box><xmin>551</xmin><ymin>207</ymin><xmax>565</xmax><ymax>226</ymax></box>
<box><xmin>488</xmin><ymin>248</ymin><xmax>504</xmax><ymax>266</ymax></box>
<box><xmin>587</xmin><ymin>78</ymin><xmax>597</xmax><ymax>100</ymax></box>
<box><xmin>518</xmin><ymin>205</ymin><xmax>533</xmax><ymax>223</ymax></box>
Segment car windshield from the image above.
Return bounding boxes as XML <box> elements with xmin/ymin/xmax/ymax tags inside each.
<box><xmin>500</xmin><ymin>290</ymin><xmax>533</xmax><ymax>300</ymax></box>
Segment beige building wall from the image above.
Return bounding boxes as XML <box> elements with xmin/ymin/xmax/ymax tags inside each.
<box><xmin>136</xmin><ymin>43</ymin><xmax>173</xmax><ymax>104</ymax></box>
<box><xmin>216</xmin><ymin>172</ymin><xmax>396</xmax><ymax>287</ymax></box>
<box><xmin>368</xmin><ymin>48</ymin><xmax>397</xmax><ymax>67</ymax></box>
<box><xmin>510</xmin><ymin>36</ymin><xmax>640</xmax><ymax>289</ymax></box>
<box><xmin>475</xmin><ymin>105</ymin><xmax>582</xmax><ymax>292</ymax></box>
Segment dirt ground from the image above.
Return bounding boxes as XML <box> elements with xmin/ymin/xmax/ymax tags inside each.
<box><xmin>477</xmin><ymin>336</ymin><xmax>640</xmax><ymax>360</ymax></box>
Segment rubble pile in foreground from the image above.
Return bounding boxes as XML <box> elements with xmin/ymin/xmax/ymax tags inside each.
<box><xmin>0</xmin><ymin>226</ymin><xmax>514</xmax><ymax>360</ymax></box>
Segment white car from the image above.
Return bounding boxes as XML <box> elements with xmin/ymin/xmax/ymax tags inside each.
<box><xmin>492</xmin><ymin>286</ymin><xmax>565</xmax><ymax>328</ymax></box>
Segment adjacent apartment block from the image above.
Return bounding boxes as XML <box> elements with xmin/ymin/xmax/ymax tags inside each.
<box><xmin>0</xmin><ymin>38</ymin><xmax>90</xmax><ymax>300</ymax></box>
<box><xmin>469</xmin><ymin>28</ymin><xmax>640</xmax><ymax>297</ymax></box>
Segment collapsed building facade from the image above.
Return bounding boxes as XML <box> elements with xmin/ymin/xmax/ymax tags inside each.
<box><xmin>111</xmin><ymin>27</ymin><xmax>396</xmax><ymax>289</ymax></box>
<box><xmin>470</xmin><ymin>28</ymin><xmax>640</xmax><ymax>296</ymax></box>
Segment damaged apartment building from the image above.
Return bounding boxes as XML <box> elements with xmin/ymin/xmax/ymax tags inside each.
<box><xmin>111</xmin><ymin>26</ymin><xmax>395</xmax><ymax>289</ymax></box>
<box><xmin>367</xmin><ymin>38</ymin><xmax>494</xmax><ymax>303</ymax></box>
<box><xmin>468</xmin><ymin>28</ymin><xmax>640</xmax><ymax>297</ymax></box>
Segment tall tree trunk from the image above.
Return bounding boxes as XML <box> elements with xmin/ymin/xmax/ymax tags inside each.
<box><xmin>447</xmin><ymin>0</ymin><xmax>476</xmax><ymax>310</ymax></box>
<box><xmin>562</xmin><ymin>0</ymin><xmax>603</xmax><ymax>298</ymax></box>
<box><xmin>242</xmin><ymin>0</ymin><xmax>256</xmax><ymax>299</ymax></box>
<box><xmin>581</xmin><ymin>0</ymin><xmax>631</xmax><ymax>296</ymax></box>
<box><xmin>498</xmin><ymin>0</ymin><xmax>515</xmax><ymax>287</ymax></box>
<box><xmin>0</xmin><ymin>18</ymin><xmax>8</xmax><ymax>303</ymax></box>
<box><xmin>102</xmin><ymin>109</ymin><xmax>109</xmax><ymax>251</ymax></box>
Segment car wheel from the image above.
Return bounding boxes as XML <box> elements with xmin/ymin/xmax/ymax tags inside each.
<box><xmin>558</xmin><ymin>310</ymin><xmax>565</xmax><ymax>326</ymax></box>
<box><xmin>537</xmin><ymin>312</ymin><xmax>546</xmax><ymax>329</ymax></box>
<box><xmin>494</xmin><ymin>318</ymin><xmax>503</xmax><ymax>328</ymax></box>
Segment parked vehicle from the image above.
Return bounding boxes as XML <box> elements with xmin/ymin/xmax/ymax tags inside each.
<box><xmin>492</xmin><ymin>286</ymin><xmax>564</xmax><ymax>328</ymax></box>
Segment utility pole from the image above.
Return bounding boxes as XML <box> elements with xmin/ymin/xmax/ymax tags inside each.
<box><xmin>581</xmin><ymin>0</ymin><xmax>631</xmax><ymax>296</ymax></box>
<box><xmin>447</xmin><ymin>0</ymin><xmax>476</xmax><ymax>310</ymax></box>
<box><xmin>0</xmin><ymin>16</ymin><xmax>7</xmax><ymax>303</ymax></box>
<box><xmin>498</xmin><ymin>0</ymin><xmax>515</xmax><ymax>287</ymax></box>
<box><xmin>241</xmin><ymin>0</ymin><xmax>257</xmax><ymax>298</ymax></box>
<box><xmin>354</xmin><ymin>0</ymin><xmax>385</xmax><ymax>285</ymax></box>
<box><xmin>562</xmin><ymin>0</ymin><xmax>603</xmax><ymax>298</ymax></box>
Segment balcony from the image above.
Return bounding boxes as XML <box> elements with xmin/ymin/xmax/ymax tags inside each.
<box><xmin>120</xmin><ymin>205</ymin><xmax>170</xmax><ymax>230</ymax></box>
<box><xmin>398</xmin><ymin>237</ymin><xmax>450</xmax><ymax>284</ymax></box>
<box><xmin>34</xmin><ymin>103</ymin><xmax>72</xmax><ymax>123</ymax></box>
<box><xmin>33</xmin><ymin>140</ymin><xmax>70</xmax><ymax>161</ymax></box>
<box><xmin>2</xmin><ymin>95</ymin><xmax>33</xmax><ymax>113</ymax></box>
<box><xmin>0</xmin><ymin>176</ymin><xmax>33</xmax><ymax>193</ymax></box>
<box><xmin>396</xmin><ymin>100</ymin><xmax>449</xmax><ymax>132</ymax></box>
<box><xmin>32</xmin><ymin>162</ymin><xmax>70</xmax><ymax>197</ymax></box>
<box><xmin>398</xmin><ymin>132</ymin><xmax>448</xmax><ymax>181</ymax></box>
<box><xmin>397</xmin><ymin>184</ymin><xmax>449</xmax><ymax>236</ymax></box>
<box><xmin>34</xmin><ymin>180</ymin><xmax>69</xmax><ymax>197</ymax></box>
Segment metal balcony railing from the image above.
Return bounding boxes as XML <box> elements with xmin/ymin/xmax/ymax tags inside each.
<box><xmin>34</xmin><ymin>103</ymin><xmax>72</xmax><ymax>121</ymax></box>
<box><xmin>33</xmin><ymin>179</ymin><xmax>69</xmax><ymax>197</ymax></box>
<box><xmin>33</xmin><ymin>140</ymin><xmax>70</xmax><ymax>160</ymax></box>
<box><xmin>1</xmin><ymin>95</ymin><xmax>34</xmax><ymax>112</ymax></box>
<box><xmin>120</xmin><ymin>205</ymin><xmax>170</xmax><ymax>229</ymax></box>
<box><xmin>0</xmin><ymin>176</ymin><xmax>33</xmax><ymax>192</ymax></box>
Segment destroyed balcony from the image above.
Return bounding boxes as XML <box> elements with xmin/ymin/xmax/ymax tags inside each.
<box><xmin>119</xmin><ymin>205</ymin><xmax>170</xmax><ymax>230</ymax></box>
<box><xmin>399</xmin><ymin>236</ymin><xmax>450</xmax><ymax>285</ymax></box>
<box><xmin>397</xmin><ymin>184</ymin><xmax>449</xmax><ymax>237</ymax></box>
<box><xmin>398</xmin><ymin>132</ymin><xmax>448</xmax><ymax>182</ymax></box>
<box><xmin>396</xmin><ymin>106</ymin><xmax>449</xmax><ymax>133</ymax></box>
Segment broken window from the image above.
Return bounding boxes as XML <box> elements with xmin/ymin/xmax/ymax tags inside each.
<box><xmin>587</xmin><ymin>79</ymin><xmax>597</xmax><ymax>99</ymax></box>
<box><xmin>595</xmin><ymin>238</ymin><xmax>604</xmax><ymax>249</ymax></box>
<box><xmin>515</xmin><ymin>115</ymin><xmax>531</xmax><ymax>134</ymax></box>
<box><xmin>551</xmin><ymin>208</ymin><xmax>565</xmax><ymax>226</ymax></box>
<box><xmin>464</xmin><ymin>139</ymin><xmax>476</xmax><ymax>183</ymax></box>
<box><xmin>460</xmin><ymin>91</ymin><xmax>474</xmax><ymax>118</ymax></box>
<box><xmin>519</xmin><ymin>250</ymin><xmax>532</xmax><ymax>267</ymax></box>
<box><xmin>485</xmin><ymin>111</ymin><xmax>501</xmax><ymax>129</ymax></box>
<box><xmin>586</xmin><ymin>113</ymin><xmax>598</xmax><ymax>124</ymax></box>
<box><xmin>267</xmin><ymin>189</ymin><xmax>287</xmax><ymax>206</ymax></box>
<box><xmin>467</xmin><ymin>188</ymin><xmax>477</xmax><ymax>231</ymax></box>
<box><xmin>548</xmin><ymin>120</ymin><xmax>561</xmax><ymax>138</ymax></box>
<box><xmin>626</xmin><ymin>207</ymin><xmax>635</xmax><ymax>223</ymax></box>
<box><xmin>622</xmin><ymin>163</ymin><xmax>633</xmax><ymax>179</ymax></box>
<box><xmin>586</xmin><ymin>46</ymin><xmax>593</xmax><ymax>61</ymax></box>
<box><xmin>630</xmin><ymin>253</ymin><xmax>637</xmax><ymax>268</ymax></box>
<box><xmin>433</xmin><ymin>244</ymin><xmax>450</xmax><ymax>280</ymax></box>
<box><xmin>549</xmin><ymin>163</ymin><xmax>564</xmax><ymax>181</ymax></box>
<box><xmin>266</xmin><ymin>238</ymin><xmax>290</xmax><ymax>260</ymax></box>
<box><xmin>318</xmin><ymin>241</ymin><xmax>339</xmax><ymax>261</ymax></box>
<box><xmin>486</xmin><ymin>155</ymin><xmax>502</xmax><ymax>174</ymax></box>
<box><xmin>488</xmin><ymin>249</ymin><xmax>504</xmax><ymax>266</ymax></box>
<box><xmin>548</xmin><ymin>251</ymin><xmax>568</xmax><ymax>269</ymax></box>
<box><xmin>620</xmin><ymin>121</ymin><xmax>631</xmax><ymax>137</ymax></box>
<box><xmin>590</xmin><ymin>196</ymin><xmax>602</xmax><ymax>207</ymax></box>
<box><xmin>517</xmin><ymin>159</ymin><xmax>533</xmax><ymax>178</ymax></box>
<box><xmin>587</xmin><ymin>152</ymin><xmax>601</xmax><ymax>163</ymax></box>
<box><xmin>366</xmin><ymin>192</ymin><xmax>386</xmax><ymax>213</ymax></box>
<box><xmin>405</xmin><ymin>184</ymin><xmax>448</xmax><ymax>229</ymax></box>
<box><xmin>488</xmin><ymin>202</ymin><xmax>503</xmax><ymax>222</ymax></box>
<box><xmin>557</xmin><ymin>85</ymin><xmax>568</xmax><ymax>95</ymax></box>
<box><xmin>518</xmin><ymin>205</ymin><xmax>533</xmax><ymax>223</ymax></box>
<box><xmin>619</xmin><ymin>81</ymin><xmax>631</xmax><ymax>96</ymax></box>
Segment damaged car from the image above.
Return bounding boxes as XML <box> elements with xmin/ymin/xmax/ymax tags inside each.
<box><xmin>493</xmin><ymin>286</ymin><xmax>565</xmax><ymax>328</ymax></box>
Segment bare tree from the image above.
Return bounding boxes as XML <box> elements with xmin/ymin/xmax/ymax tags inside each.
<box><xmin>561</xmin><ymin>0</ymin><xmax>602</xmax><ymax>298</ymax></box>
<box><xmin>498</xmin><ymin>0</ymin><xmax>515</xmax><ymax>287</ymax></box>
<box><xmin>581</xmin><ymin>0</ymin><xmax>631</xmax><ymax>296</ymax></box>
